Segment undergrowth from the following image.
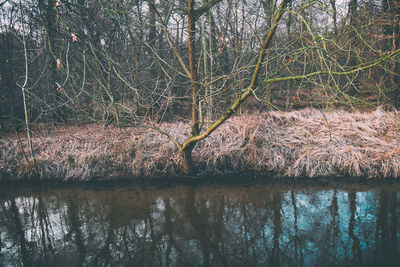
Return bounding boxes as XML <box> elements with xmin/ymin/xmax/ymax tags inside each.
<box><xmin>1</xmin><ymin>108</ymin><xmax>399</xmax><ymax>181</ymax></box>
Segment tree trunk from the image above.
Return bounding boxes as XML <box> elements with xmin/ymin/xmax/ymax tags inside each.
<box><xmin>181</xmin><ymin>144</ymin><xmax>195</xmax><ymax>175</ymax></box>
<box><xmin>39</xmin><ymin>0</ymin><xmax>59</xmax><ymax>123</ymax></box>
<box><xmin>148</xmin><ymin>0</ymin><xmax>157</xmax><ymax>48</ymax></box>
<box><xmin>180</xmin><ymin>0</ymin><xmax>224</xmax><ymax>175</ymax></box>
<box><xmin>348</xmin><ymin>0</ymin><xmax>358</xmax><ymax>27</ymax></box>
<box><xmin>181</xmin><ymin>0</ymin><xmax>199</xmax><ymax>175</ymax></box>
<box><xmin>201</xmin><ymin>0</ymin><xmax>209</xmax><ymax>124</ymax></box>
<box><xmin>188</xmin><ymin>0</ymin><xmax>201</xmax><ymax>137</ymax></box>
<box><xmin>382</xmin><ymin>0</ymin><xmax>400</xmax><ymax>103</ymax></box>
<box><xmin>330</xmin><ymin>0</ymin><xmax>338</xmax><ymax>35</ymax></box>
<box><xmin>179</xmin><ymin>0</ymin><xmax>290</xmax><ymax>175</ymax></box>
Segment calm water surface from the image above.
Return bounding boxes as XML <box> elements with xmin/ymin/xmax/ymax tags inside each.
<box><xmin>0</xmin><ymin>181</ymin><xmax>399</xmax><ymax>266</ymax></box>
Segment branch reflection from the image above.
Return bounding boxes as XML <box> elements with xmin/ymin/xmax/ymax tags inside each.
<box><xmin>0</xmin><ymin>184</ymin><xmax>399</xmax><ymax>266</ymax></box>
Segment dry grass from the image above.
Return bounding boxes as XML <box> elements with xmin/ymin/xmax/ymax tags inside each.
<box><xmin>1</xmin><ymin>108</ymin><xmax>400</xmax><ymax>181</ymax></box>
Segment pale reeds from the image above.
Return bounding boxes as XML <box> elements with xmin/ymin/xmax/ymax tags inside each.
<box><xmin>0</xmin><ymin>108</ymin><xmax>399</xmax><ymax>181</ymax></box>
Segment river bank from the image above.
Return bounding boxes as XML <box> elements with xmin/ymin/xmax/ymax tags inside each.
<box><xmin>1</xmin><ymin>108</ymin><xmax>399</xmax><ymax>182</ymax></box>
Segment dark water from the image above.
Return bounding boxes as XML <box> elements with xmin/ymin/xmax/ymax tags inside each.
<box><xmin>0</xmin><ymin>182</ymin><xmax>399</xmax><ymax>266</ymax></box>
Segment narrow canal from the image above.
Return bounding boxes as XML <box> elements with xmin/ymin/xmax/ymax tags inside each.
<box><xmin>0</xmin><ymin>181</ymin><xmax>399</xmax><ymax>266</ymax></box>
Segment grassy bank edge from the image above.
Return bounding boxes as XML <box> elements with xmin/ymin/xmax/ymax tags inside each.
<box><xmin>1</xmin><ymin>108</ymin><xmax>400</xmax><ymax>182</ymax></box>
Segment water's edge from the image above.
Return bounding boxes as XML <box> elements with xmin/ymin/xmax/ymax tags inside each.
<box><xmin>1</xmin><ymin>174</ymin><xmax>400</xmax><ymax>190</ymax></box>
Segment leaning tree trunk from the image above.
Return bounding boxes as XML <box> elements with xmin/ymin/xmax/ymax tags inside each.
<box><xmin>181</xmin><ymin>0</ymin><xmax>201</xmax><ymax>175</ymax></box>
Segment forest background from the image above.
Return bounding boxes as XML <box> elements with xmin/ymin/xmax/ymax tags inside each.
<box><xmin>0</xmin><ymin>0</ymin><xmax>399</xmax><ymax>178</ymax></box>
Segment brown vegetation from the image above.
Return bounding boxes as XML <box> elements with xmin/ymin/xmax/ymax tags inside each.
<box><xmin>1</xmin><ymin>108</ymin><xmax>400</xmax><ymax>181</ymax></box>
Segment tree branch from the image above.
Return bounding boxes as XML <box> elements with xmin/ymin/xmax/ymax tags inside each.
<box><xmin>148</xmin><ymin>125</ymin><xmax>182</xmax><ymax>150</ymax></box>
<box><xmin>263</xmin><ymin>49</ymin><xmax>400</xmax><ymax>83</ymax></box>
<box><xmin>193</xmin><ymin>0</ymin><xmax>223</xmax><ymax>20</ymax></box>
<box><xmin>162</xmin><ymin>26</ymin><xmax>191</xmax><ymax>78</ymax></box>
<box><xmin>180</xmin><ymin>0</ymin><xmax>290</xmax><ymax>152</ymax></box>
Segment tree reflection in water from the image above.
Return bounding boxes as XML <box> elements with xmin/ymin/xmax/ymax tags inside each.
<box><xmin>0</xmin><ymin>183</ymin><xmax>399</xmax><ymax>266</ymax></box>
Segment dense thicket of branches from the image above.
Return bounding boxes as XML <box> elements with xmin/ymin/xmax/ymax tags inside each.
<box><xmin>0</xmin><ymin>0</ymin><xmax>399</xmax><ymax>130</ymax></box>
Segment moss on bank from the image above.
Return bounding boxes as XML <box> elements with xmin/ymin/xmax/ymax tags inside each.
<box><xmin>1</xmin><ymin>108</ymin><xmax>400</xmax><ymax>181</ymax></box>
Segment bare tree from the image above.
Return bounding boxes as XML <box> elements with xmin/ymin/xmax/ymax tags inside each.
<box><xmin>1</xmin><ymin>0</ymin><xmax>400</xmax><ymax>176</ymax></box>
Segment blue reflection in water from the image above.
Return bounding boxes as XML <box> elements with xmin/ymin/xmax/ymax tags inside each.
<box><xmin>0</xmin><ymin>183</ymin><xmax>399</xmax><ymax>266</ymax></box>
